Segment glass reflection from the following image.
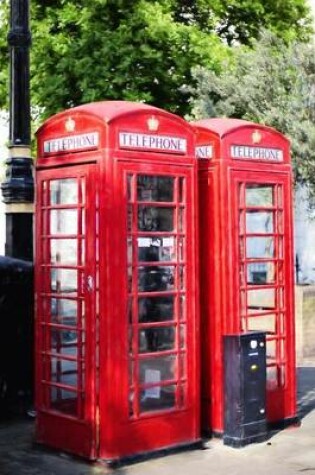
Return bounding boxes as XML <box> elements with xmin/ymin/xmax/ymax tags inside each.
<box><xmin>246</xmin><ymin>211</ymin><xmax>273</xmax><ymax>234</ymax></box>
<box><xmin>51</xmin><ymin>268</ymin><xmax>77</xmax><ymax>293</ymax></box>
<box><xmin>179</xmin><ymin>207</ymin><xmax>185</xmax><ymax>232</ymax></box>
<box><xmin>51</xmin><ymin>329</ymin><xmax>78</xmax><ymax>355</ymax></box>
<box><xmin>50</xmin><ymin>387</ymin><xmax>78</xmax><ymax>416</ymax></box>
<box><xmin>139</xmin><ymin>326</ymin><xmax>175</xmax><ymax>353</ymax></box>
<box><xmin>139</xmin><ymin>385</ymin><xmax>176</xmax><ymax>413</ymax></box>
<box><xmin>247</xmin><ymin>288</ymin><xmax>275</xmax><ymax>310</ymax></box>
<box><xmin>50</xmin><ymin>209</ymin><xmax>77</xmax><ymax>235</ymax></box>
<box><xmin>179</xmin><ymin>178</ymin><xmax>184</xmax><ymax>202</ymax></box>
<box><xmin>50</xmin><ymin>179</ymin><xmax>78</xmax><ymax>205</ymax></box>
<box><xmin>247</xmin><ymin>315</ymin><xmax>276</xmax><ymax>333</ymax></box>
<box><xmin>50</xmin><ymin>239</ymin><xmax>78</xmax><ymax>265</ymax></box>
<box><xmin>247</xmin><ymin>262</ymin><xmax>275</xmax><ymax>284</ymax></box>
<box><xmin>51</xmin><ymin>357</ymin><xmax>78</xmax><ymax>387</ymax></box>
<box><xmin>138</xmin><ymin>296</ymin><xmax>174</xmax><ymax>322</ymax></box>
<box><xmin>246</xmin><ymin>237</ymin><xmax>274</xmax><ymax>258</ymax></box>
<box><xmin>245</xmin><ymin>185</ymin><xmax>274</xmax><ymax>207</ymax></box>
<box><xmin>137</xmin><ymin>175</ymin><xmax>174</xmax><ymax>202</ymax></box>
<box><xmin>137</xmin><ymin>237</ymin><xmax>175</xmax><ymax>262</ymax></box>
<box><xmin>51</xmin><ymin>298</ymin><xmax>77</xmax><ymax>324</ymax></box>
<box><xmin>138</xmin><ymin>266</ymin><xmax>175</xmax><ymax>292</ymax></box>
<box><xmin>138</xmin><ymin>206</ymin><xmax>174</xmax><ymax>231</ymax></box>
<box><xmin>139</xmin><ymin>355</ymin><xmax>176</xmax><ymax>384</ymax></box>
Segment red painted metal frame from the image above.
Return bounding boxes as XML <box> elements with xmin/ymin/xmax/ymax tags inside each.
<box><xmin>35</xmin><ymin>101</ymin><xmax>200</xmax><ymax>461</ymax></box>
<box><xmin>192</xmin><ymin>118</ymin><xmax>296</xmax><ymax>435</ymax></box>
<box><xmin>35</xmin><ymin>164</ymin><xmax>97</xmax><ymax>458</ymax></box>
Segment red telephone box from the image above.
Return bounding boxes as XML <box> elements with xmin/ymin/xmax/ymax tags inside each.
<box><xmin>193</xmin><ymin>118</ymin><xmax>296</xmax><ymax>435</ymax></box>
<box><xmin>34</xmin><ymin>101</ymin><xmax>200</xmax><ymax>461</ymax></box>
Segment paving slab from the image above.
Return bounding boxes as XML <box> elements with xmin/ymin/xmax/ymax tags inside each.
<box><xmin>0</xmin><ymin>366</ymin><xmax>315</xmax><ymax>475</ymax></box>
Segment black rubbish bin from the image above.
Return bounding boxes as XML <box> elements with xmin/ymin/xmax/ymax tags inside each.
<box><xmin>0</xmin><ymin>256</ymin><xmax>33</xmax><ymax>418</ymax></box>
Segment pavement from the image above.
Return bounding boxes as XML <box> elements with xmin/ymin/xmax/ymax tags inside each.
<box><xmin>1</xmin><ymin>365</ymin><xmax>315</xmax><ymax>475</ymax></box>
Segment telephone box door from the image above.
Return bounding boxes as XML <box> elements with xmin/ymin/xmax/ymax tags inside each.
<box><xmin>35</xmin><ymin>164</ymin><xmax>97</xmax><ymax>459</ymax></box>
<box><xmin>230</xmin><ymin>171</ymin><xmax>296</xmax><ymax>422</ymax></box>
<box><xmin>99</xmin><ymin>162</ymin><xmax>199</xmax><ymax>459</ymax></box>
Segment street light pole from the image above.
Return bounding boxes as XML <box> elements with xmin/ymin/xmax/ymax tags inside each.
<box><xmin>1</xmin><ymin>0</ymin><xmax>34</xmax><ymax>261</ymax></box>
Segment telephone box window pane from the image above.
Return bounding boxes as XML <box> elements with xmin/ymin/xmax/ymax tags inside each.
<box><xmin>51</xmin><ymin>268</ymin><xmax>78</xmax><ymax>293</ymax></box>
<box><xmin>140</xmin><ymin>385</ymin><xmax>176</xmax><ymax>413</ymax></box>
<box><xmin>178</xmin><ymin>207</ymin><xmax>185</xmax><ymax>232</ymax></box>
<box><xmin>138</xmin><ymin>266</ymin><xmax>175</xmax><ymax>292</ymax></box>
<box><xmin>179</xmin><ymin>177</ymin><xmax>184</xmax><ymax>203</ymax></box>
<box><xmin>247</xmin><ymin>288</ymin><xmax>276</xmax><ymax>310</ymax></box>
<box><xmin>138</xmin><ymin>206</ymin><xmax>174</xmax><ymax>231</ymax></box>
<box><xmin>51</xmin><ymin>329</ymin><xmax>78</xmax><ymax>356</ymax></box>
<box><xmin>266</xmin><ymin>366</ymin><xmax>278</xmax><ymax>389</ymax></box>
<box><xmin>127</xmin><ymin>238</ymin><xmax>133</xmax><ymax>271</ymax></box>
<box><xmin>50</xmin><ymin>179</ymin><xmax>78</xmax><ymax>205</ymax></box>
<box><xmin>266</xmin><ymin>339</ymin><xmax>276</xmax><ymax>361</ymax></box>
<box><xmin>51</xmin><ymin>298</ymin><xmax>77</xmax><ymax>324</ymax></box>
<box><xmin>247</xmin><ymin>262</ymin><xmax>275</xmax><ymax>284</ymax></box>
<box><xmin>138</xmin><ymin>296</ymin><xmax>174</xmax><ymax>322</ymax></box>
<box><xmin>51</xmin><ymin>357</ymin><xmax>78</xmax><ymax>387</ymax></box>
<box><xmin>179</xmin><ymin>353</ymin><xmax>186</xmax><ymax>378</ymax></box>
<box><xmin>245</xmin><ymin>185</ymin><xmax>274</xmax><ymax>207</ymax></box>
<box><xmin>179</xmin><ymin>295</ymin><xmax>186</xmax><ymax>320</ymax></box>
<box><xmin>179</xmin><ymin>324</ymin><xmax>186</xmax><ymax>349</ymax></box>
<box><xmin>127</xmin><ymin>205</ymin><xmax>133</xmax><ymax>231</ymax></box>
<box><xmin>179</xmin><ymin>238</ymin><xmax>185</xmax><ymax>261</ymax></box>
<box><xmin>139</xmin><ymin>355</ymin><xmax>176</xmax><ymax>384</ymax></box>
<box><xmin>138</xmin><ymin>237</ymin><xmax>175</xmax><ymax>262</ymax></box>
<box><xmin>246</xmin><ymin>211</ymin><xmax>274</xmax><ymax>234</ymax></box>
<box><xmin>138</xmin><ymin>327</ymin><xmax>175</xmax><ymax>353</ymax></box>
<box><xmin>247</xmin><ymin>315</ymin><xmax>276</xmax><ymax>334</ymax></box>
<box><xmin>246</xmin><ymin>237</ymin><xmax>274</xmax><ymax>258</ymax></box>
<box><xmin>50</xmin><ymin>209</ymin><xmax>78</xmax><ymax>235</ymax></box>
<box><xmin>50</xmin><ymin>387</ymin><xmax>78</xmax><ymax>416</ymax></box>
<box><xmin>179</xmin><ymin>265</ymin><xmax>185</xmax><ymax>290</ymax></box>
<box><xmin>50</xmin><ymin>239</ymin><xmax>78</xmax><ymax>265</ymax></box>
<box><xmin>137</xmin><ymin>176</ymin><xmax>174</xmax><ymax>202</ymax></box>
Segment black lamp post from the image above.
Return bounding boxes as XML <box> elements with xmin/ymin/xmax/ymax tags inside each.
<box><xmin>1</xmin><ymin>0</ymin><xmax>34</xmax><ymax>261</ymax></box>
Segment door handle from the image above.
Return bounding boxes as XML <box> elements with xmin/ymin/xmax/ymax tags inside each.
<box><xmin>86</xmin><ymin>275</ymin><xmax>94</xmax><ymax>292</ymax></box>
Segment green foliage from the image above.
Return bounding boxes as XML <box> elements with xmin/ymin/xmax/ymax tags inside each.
<box><xmin>0</xmin><ymin>0</ymin><xmax>312</xmax><ymax>122</ymax></box>
<box><xmin>190</xmin><ymin>31</ymin><xmax>315</xmax><ymax>191</ymax></box>
<box><xmin>209</xmin><ymin>0</ymin><xmax>313</xmax><ymax>45</ymax></box>
<box><xmin>11</xmin><ymin>0</ymin><xmax>228</xmax><ymax>119</ymax></box>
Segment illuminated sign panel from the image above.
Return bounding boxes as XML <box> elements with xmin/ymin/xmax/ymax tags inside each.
<box><xmin>231</xmin><ymin>145</ymin><xmax>283</xmax><ymax>161</ymax></box>
<box><xmin>44</xmin><ymin>132</ymin><xmax>99</xmax><ymax>154</ymax></box>
<box><xmin>119</xmin><ymin>132</ymin><xmax>187</xmax><ymax>154</ymax></box>
<box><xmin>196</xmin><ymin>145</ymin><xmax>213</xmax><ymax>159</ymax></box>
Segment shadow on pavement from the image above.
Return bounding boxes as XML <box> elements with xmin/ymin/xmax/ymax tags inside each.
<box><xmin>297</xmin><ymin>366</ymin><xmax>315</xmax><ymax>419</ymax></box>
<box><xmin>0</xmin><ymin>366</ymin><xmax>314</xmax><ymax>474</ymax></box>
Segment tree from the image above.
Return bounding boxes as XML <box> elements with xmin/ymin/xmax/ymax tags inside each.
<box><xmin>207</xmin><ymin>0</ymin><xmax>313</xmax><ymax>45</ymax></box>
<box><xmin>0</xmin><ymin>0</ymin><xmax>229</xmax><ymax>119</ymax></box>
<box><xmin>190</xmin><ymin>31</ymin><xmax>315</xmax><ymax>191</ymax></box>
<box><xmin>0</xmin><ymin>0</ymin><xmax>312</xmax><ymax>121</ymax></box>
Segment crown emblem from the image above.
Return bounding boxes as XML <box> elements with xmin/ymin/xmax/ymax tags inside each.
<box><xmin>147</xmin><ymin>116</ymin><xmax>159</xmax><ymax>132</ymax></box>
<box><xmin>65</xmin><ymin>117</ymin><xmax>76</xmax><ymax>132</ymax></box>
<box><xmin>252</xmin><ymin>129</ymin><xmax>262</xmax><ymax>144</ymax></box>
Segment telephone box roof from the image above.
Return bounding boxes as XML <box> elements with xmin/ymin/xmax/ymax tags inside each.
<box><xmin>192</xmin><ymin>118</ymin><xmax>288</xmax><ymax>142</ymax></box>
<box><xmin>36</xmin><ymin>101</ymin><xmax>188</xmax><ymax>134</ymax></box>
